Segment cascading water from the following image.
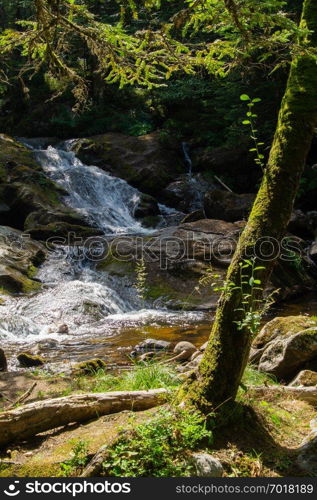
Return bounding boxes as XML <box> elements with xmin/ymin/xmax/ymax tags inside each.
<box><xmin>36</xmin><ymin>145</ymin><xmax>149</xmax><ymax>235</ymax></box>
<box><xmin>0</xmin><ymin>141</ymin><xmax>205</xmax><ymax>368</ymax></box>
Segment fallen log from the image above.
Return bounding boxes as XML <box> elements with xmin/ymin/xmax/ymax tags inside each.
<box><xmin>250</xmin><ymin>385</ymin><xmax>317</xmax><ymax>406</ymax></box>
<box><xmin>0</xmin><ymin>389</ymin><xmax>168</xmax><ymax>448</ymax></box>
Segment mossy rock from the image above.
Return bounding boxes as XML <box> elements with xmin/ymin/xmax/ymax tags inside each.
<box><xmin>26</xmin><ymin>222</ymin><xmax>103</xmax><ymax>241</ymax></box>
<box><xmin>254</xmin><ymin>316</ymin><xmax>317</xmax><ymax>349</ymax></box>
<box><xmin>74</xmin><ymin>358</ymin><xmax>106</xmax><ymax>374</ymax></box>
<box><xmin>17</xmin><ymin>352</ymin><xmax>45</xmax><ymax>368</ymax></box>
<box><xmin>72</xmin><ymin>132</ymin><xmax>183</xmax><ymax>197</ymax></box>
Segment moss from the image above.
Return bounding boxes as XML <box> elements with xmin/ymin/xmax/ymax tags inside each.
<box><xmin>26</xmin><ymin>222</ymin><xmax>103</xmax><ymax>241</ymax></box>
<box><xmin>74</xmin><ymin>359</ymin><xmax>106</xmax><ymax>375</ymax></box>
<box><xmin>17</xmin><ymin>352</ymin><xmax>45</xmax><ymax>368</ymax></box>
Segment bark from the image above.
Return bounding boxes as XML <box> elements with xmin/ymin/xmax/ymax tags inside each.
<box><xmin>0</xmin><ymin>389</ymin><xmax>168</xmax><ymax>448</ymax></box>
<box><xmin>181</xmin><ymin>0</ymin><xmax>317</xmax><ymax>413</ymax></box>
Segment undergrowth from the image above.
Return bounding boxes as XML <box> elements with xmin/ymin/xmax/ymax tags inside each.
<box><xmin>76</xmin><ymin>362</ymin><xmax>181</xmax><ymax>393</ymax></box>
<box><xmin>101</xmin><ymin>406</ymin><xmax>213</xmax><ymax>477</ymax></box>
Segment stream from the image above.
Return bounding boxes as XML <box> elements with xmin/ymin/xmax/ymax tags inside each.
<box><xmin>0</xmin><ymin>142</ymin><xmax>316</xmax><ymax>372</ymax></box>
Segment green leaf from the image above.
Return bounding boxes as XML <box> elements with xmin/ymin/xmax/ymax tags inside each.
<box><xmin>242</xmin><ymin>120</ymin><xmax>251</xmax><ymax>125</ymax></box>
<box><xmin>240</xmin><ymin>94</ymin><xmax>250</xmax><ymax>101</ymax></box>
<box><xmin>252</xmin><ymin>98</ymin><xmax>262</xmax><ymax>103</ymax></box>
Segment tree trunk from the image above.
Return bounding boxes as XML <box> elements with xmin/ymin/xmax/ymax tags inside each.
<box><xmin>0</xmin><ymin>389</ymin><xmax>168</xmax><ymax>448</ymax></box>
<box><xmin>180</xmin><ymin>0</ymin><xmax>317</xmax><ymax>414</ymax></box>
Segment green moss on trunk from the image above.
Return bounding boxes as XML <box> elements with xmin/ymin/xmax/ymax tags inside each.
<box><xmin>181</xmin><ymin>0</ymin><xmax>317</xmax><ymax>414</ymax></box>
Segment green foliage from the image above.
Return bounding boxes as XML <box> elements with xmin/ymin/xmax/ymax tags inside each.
<box><xmin>60</xmin><ymin>440</ymin><xmax>89</xmax><ymax>476</ymax></box>
<box><xmin>242</xmin><ymin>366</ymin><xmax>278</xmax><ymax>387</ymax></box>
<box><xmin>77</xmin><ymin>361</ymin><xmax>181</xmax><ymax>392</ymax></box>
<box><xmin>102</xmin><ymin>406</ymin><xmax>213</xmax><ymax>477</ymax></box>
<box><xmin>134</xmin><ymin>257</ymin><xmax>148</xmax><ymax>301</ymax></box>
<box><xmin>240</xmin><ymin>94</ymin><xmax>266</xmax><ymax>171</ymax></box>
<box><xmin>233</xmin><ymin>259</ymin><xmax>278</xmax><ymax>337</ymax></box>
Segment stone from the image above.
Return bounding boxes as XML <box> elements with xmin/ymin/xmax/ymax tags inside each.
<box><xmin>181</xmin><ymin>210</ymin><xmax>206</xmax><ymax>224</ymax></box>
<box><xmin>288</xmin><ymin>210</ymin><xmax>316</xmax><ymax>240</ymax></box>
<box><xmin>17</xmin><ymin>352</ymin><xmax>45</xmax><ymax>368</ymax></box>
<box><xmin>57</xmin><ymin>324</ymin><xmax>69</xmax><ymax>334</ymax></box>
<box><xmin>133</xmin><ymin>193</ymin><xmax>160</xmax><ymax>219</ymax></box>
<box><xmin>74</xmin><ymin>359</ymin><xmax>106</xmax><ymax>374</ymax></box>
<box><xmin>297</xmin><ymin>433</ymin><xmax>317</xmax><ymax>476</ymax></box>
<box><xmin>173</xmin><ymin>341</ymin><xmax>197</xmax><ymax>359</ymax></box>
<box><xmin>190</xmin><ymin>453</ymin><xmax>224</xmax><ymax>477</ymax></box>
<box><xmin>204</xmin><ymin>190</ymin><xmax>255</xmax><ymax>222</ymax></box>
<box><xmin>130</xmin><ymin>339</ymin><xmax>171</xmax><ymax>358</ymax></box>
<box><xmin>309</xmin><ymin>240</ymin><xmax>317</xmax><ymax>264</ymax></box>
<box><xmin>0</xmin><ymin>348</ymin><xmax>7</xmax><ymax>372</ymax></box>
<box><xmin>0</xmin><ymin>226</ymin><xmax>46</xmax><ymax>294</ymax></box>
<box><xmin>253</xmin><ymin>316</ymin><xmax>316</xmax><ymax>350</ymax></box>
<box><xmin>289</xmin><ymin>370</ymin><xmax>317</xmax><ymax>387</ymax></box>
<box><xmin>258</xmin><ymin>327</ymin><xmax>317</xmax><ymax>380</ymax></box>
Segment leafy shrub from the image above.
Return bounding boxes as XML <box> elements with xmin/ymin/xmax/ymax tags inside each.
<box><xmin>102</xmin><ymin>406</ymin><xmax>213</xmax><ymax>477</ymax></box>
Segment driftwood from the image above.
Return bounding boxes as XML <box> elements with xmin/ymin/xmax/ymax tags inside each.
<box><xmin>250</xmin><ymin>385</ymin><xmax>317</xmax><ymax>406</ymax></box>
<box><xmin>0</xmin><ymin>389</ymin><xmax>168</xmax><ymax>448</ymax></box>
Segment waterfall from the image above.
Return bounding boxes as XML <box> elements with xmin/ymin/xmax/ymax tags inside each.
<box><xmin>35</xmin><ymin>144</ymin><xmax>150</xmax><ymax>235</ymax></box>
<box><xmin>182</xmin><ymin>142</ymin><xmax>193</xmax><ymax>178</ymax></box>
<box><xmin>0</xmin><ymin>140</ymin><xmax>202</xmax><ymax>354</ymax></box>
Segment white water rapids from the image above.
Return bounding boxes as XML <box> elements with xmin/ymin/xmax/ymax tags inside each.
<box><xmin>0</xmin><ymin>142</ymin><xmax>205</xmax><ymax>366</ymax></box>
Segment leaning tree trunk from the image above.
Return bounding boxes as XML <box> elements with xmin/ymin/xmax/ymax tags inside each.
<box><xmin>181</xmin><ymin>0</ymin><xmax>317</xmax><ymax>414</ymax></box>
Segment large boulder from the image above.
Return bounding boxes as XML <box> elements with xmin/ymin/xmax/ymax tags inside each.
<box><xmin>162</xmin><ymin>174</ymin><xmax>215</xmax><ymax>212</ymax></box>
<box><xmin>71</xmin><ymin>132</ymin><xmax>184</xmax><ymax>197</ymax></box>
<box><xmin>252</xmin><ymin>316</ymin><xmax>317</xmax><ymax>380</ymax></box>
<box><xmin>0</xmin><ymin>225</ymin><xmax>46</xmax><ymax>294</ymax></box>
<box><xmin>253</xmin><ymin>316</ymin><xmax>316</xmax><ymax>350</ymax></box>
<box><xmin>204</xmin><ymin>190</ymin><xmax>255</xmax><ymax>222</ymax></box>
<box><xmin>133</xmin><ymin>193</ymin><xmax>160</xmax><ymax>219</ymax></box>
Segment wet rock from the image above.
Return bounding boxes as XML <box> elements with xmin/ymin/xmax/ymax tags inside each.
<box><xmin>0</xmin><ymin>134</ymin><xmax>66</xmax><ymax>230</ymax></box>
<box><xmin>130</xmin><ymin>339</ymin><xmax>171</xmax><ymax>358</ymax></box>
<box><xmin>162</xmin><ymin>174</ymin><xmax>214</xmax><ymax>212</ymax></box>
<box><xmin>72</xmin><ymin>132</ymin><xmax>183</xmax><ymax>197</ymax></box>
<box><xmin>57</xmin><ymin>324</ymin><xmax>69</xmax><ymax>334</ymax></box>
<box><xmin>190</xmin><ymin>453</ymin><xmax>224</xmax><ymax>477</ymax></box>
<box><xmin>74</xmin><ymin>358</ymin><xmax>106</xmax><ymax>374</ymax></box>
<box><xmin>289</xmin><ymin>370</ymin><xmax>317</xmax><ymax>387</ymax></box>
<box><xmin>204</xmin><ymin>190</ymin><xmax>255</xmax><ymax>222</ymax></box>
<box><xmin>133</xmin><ymin>193</ymin><xmax>160</xmax><ymax>219</ymax></box>
<box><xmin>257</xmin><ymin>327</ymin><xmax>317</xmax><ymax>380</ymax></box>
<box><xmin>26</xmin><ymin>222</ymin><xmax>103</xmax><ymax>241</ymax></box>
<box><xmin>0</xmin><ymin>348</ymin><xmax>7</xmax><ymax>372</ymax></box>
<box><xmin>0</xmin><ymin>134</ymin><xmax>99</xmax><ymax>240</ymax></box>
<box><xmin>17</xmin><ymin>352</ymin><xmax>45</xmax><ymax>368</ymax></box>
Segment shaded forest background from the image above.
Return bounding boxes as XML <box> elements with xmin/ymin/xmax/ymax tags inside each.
<box><xmin>0</xmin><ymin>0</ymin><xmax>316</xmax><ymax>207</ymax></box>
